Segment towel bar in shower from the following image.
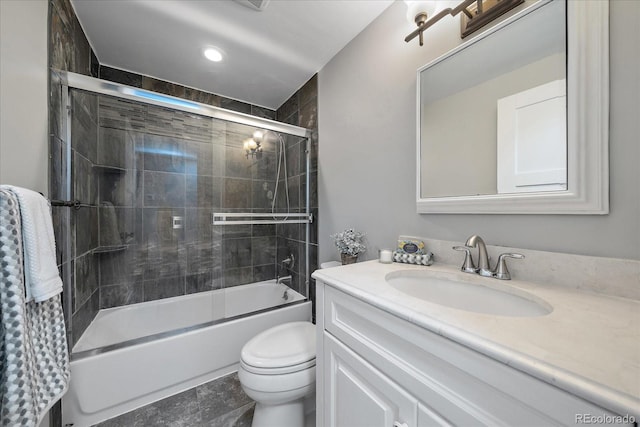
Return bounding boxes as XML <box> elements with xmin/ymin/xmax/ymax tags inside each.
<box><xmin>212</xmin><ymin>212</ymin><xmax>313</xmax><ymax>226</ymax></box>
<box><xmin>49</xmin><ymin>199</ymin><xmax>93</xmax><ymax>209</ymax></box>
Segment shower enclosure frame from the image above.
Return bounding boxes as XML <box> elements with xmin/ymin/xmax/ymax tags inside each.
<box><xmin>53</xmin><ymin>70</ymin><xmax>314</xmax><ymax>349</ymax></box>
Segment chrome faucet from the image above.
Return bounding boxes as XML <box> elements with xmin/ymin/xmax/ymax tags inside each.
<box><xmin>276</xmin><ymin>275</ymin><xmax>292</xmax><ymax>285</ymax></box>
<box><xmin>452</xmin><ymin>246</ymin><xmax>477</xmax><ymax>273</ymax></box>
<box><xmin>276</xmin><ymin>254</ymin><xmax>295</xmax><ymax>284</ymax></box>
<box><xmin>493</xmin><ymin>253</ymin><xmax>525</xmax><ymax>280</ymax></box>
<box><xmin>465</xmin><ymin>235</ymin><xmax>492</xmax><ymax>277</ymax></box>
<box><xmin>454</xmin><ymin>235</ymin><xmax>525</xmax><ymax>280</ymax></box>
<box><xmin>281</xmin><ymin>254</ymin><xmax>295</xmax><ymax>270</ymax></box>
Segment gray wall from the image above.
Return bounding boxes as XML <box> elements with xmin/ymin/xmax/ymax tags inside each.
<box><xmin>0</xmin><ymin>0</ymin><xmax>49</xmax><ymax>195</ymax></box>
<box><xmin>318</xmin><ymin>0</ymin><xmax>640</xmax><ymax>262</ymax></box>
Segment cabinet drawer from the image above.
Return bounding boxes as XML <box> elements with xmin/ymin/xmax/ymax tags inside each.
<box><xmin>323</xmin><ymin>286</ymin><xmax>629</xmax><ymax>426</ymax></box>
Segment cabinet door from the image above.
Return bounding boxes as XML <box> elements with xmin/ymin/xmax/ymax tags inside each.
<box><xmin>324</xmin><ymin>333</ymin><xmax>418</xmax><ymax>427</ymax></box>
<box><xmin>417</xmin><ymin>403</ymin><xmax>452</xmax><ymax>427</ymax></box>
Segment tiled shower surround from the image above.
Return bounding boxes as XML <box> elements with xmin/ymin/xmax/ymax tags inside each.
<box><xmin>276</xmin><ymin>77</ymin><xmax>319</xmax><ymax>299</ymax></box>
<box><xmin>56</xmin><ymin>82</ymin><xmax>318</xmax><ymax>348</ymax></box>
<box><xmin>65</xmin><ymin>89</ymin><xmax>309</xmax><ymax>329</ymax></box>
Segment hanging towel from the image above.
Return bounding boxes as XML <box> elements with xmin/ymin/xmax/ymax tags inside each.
<box><xmin>0</xmin><ymin>185</ymin><xmax>63</xmax><ymax>302</ymax></box>
<box><xmin>0</xmin><ymin>188</ymin><xmax>70</xmax><ymax>427</ymax></box>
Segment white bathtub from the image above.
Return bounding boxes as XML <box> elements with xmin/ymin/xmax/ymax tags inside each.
<box><xmin>62</xmin><ymin>281</ymin><xmax>311</xmax><ymax>427</ymax></box>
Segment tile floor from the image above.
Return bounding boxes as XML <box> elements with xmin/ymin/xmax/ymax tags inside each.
<box><xmin>95</xmin><ymin>372</ymin><xmax>254</xmax><ymax>427</ymax></box>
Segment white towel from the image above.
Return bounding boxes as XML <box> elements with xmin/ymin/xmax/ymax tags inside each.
<box><xmin>1</xmin><ymin>185</ymin><xmax>63</xmax><ymax>302</ymax></box>
<box><xmin>0</xmin><ymin>188</ymin><xmax>70</xmax><ymax>426</ymax></box>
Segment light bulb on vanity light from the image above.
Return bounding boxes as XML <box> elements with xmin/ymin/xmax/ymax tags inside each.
<box><xmin>404</xmin><ymin>0</ymin><xmax>436</xmax><ymax>26</ymax></box>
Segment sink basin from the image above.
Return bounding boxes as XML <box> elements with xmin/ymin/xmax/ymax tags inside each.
<box><xmin>386</xmin><ymin>271</ymin><xmax>552</xmax><ymax>317</ymax></box>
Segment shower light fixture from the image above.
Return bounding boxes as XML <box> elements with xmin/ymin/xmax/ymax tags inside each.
<box><xmin>252</xmin><ymin>130</ymin><xmax>264</xmax><ymax>143</ymax></box>
<box><xmin>244</xmin><ymin>132</ymin><xmax>263</xmax><ymax>159</ymax></box>
<box><xmin>404</xmin><ymin>0</ymin><xmax>524</xmax><ymax>45</ymax></box>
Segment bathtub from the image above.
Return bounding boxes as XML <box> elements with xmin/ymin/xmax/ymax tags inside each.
<box><xmin>62</xmin><ymin>280</ymin><xmax>311</xmax><ymax>427</ymax></box>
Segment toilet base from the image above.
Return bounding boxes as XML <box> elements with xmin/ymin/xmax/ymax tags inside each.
<box><xmin>252</xmin><ymin>398</ymin><xmax>304</xmax><ymax>427</ymax></box>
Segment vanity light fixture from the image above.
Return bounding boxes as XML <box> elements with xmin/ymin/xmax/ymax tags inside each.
<box><xmin>243</xmin><ymin>130</ymin><xmax>264</xmax><ymax>159</ymax></box>
<box><xmin>405</xmin><ymin>0</ymin><xmax>524</xmax><ymax>45</ymax></box>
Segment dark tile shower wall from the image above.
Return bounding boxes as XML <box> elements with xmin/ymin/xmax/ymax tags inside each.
<box><xmin>49</xmin><ymin>0</ymin><xmax>100</xmax><ymax>351</ymax></box>
<box><xmin>95</xmin><ymin>98</ymin><xmax>289</xmax><ymax>307</ymax></box>
<box><xmin>96</xmin><ymin>96</ymin><xmax>220</xmax><ymax>306</ymax></box>
<box><xmin>69</xmin><ymin>90</ymin><xmax>102</xmax><ymax>345</ymax></box>
<box><xmin>219</xmin><ymin>123</ymin><xmax>279</xmax><ymax>288</ymax></box>
<box><xmin>54</xmin><ymin>87</ymin><xmax>298</xmax><ymax>338</ymax></box>
<box><xmin>92</xmin><ymin>67</ymin><xmax>293</xmax><ymax>298</ymax></box>
<box><xmin>276</xmin><ymin>76</ymin><xmax>319</xmax><ymax>297</ymax></box>
<box><xmin>49</xmin><ymin>0</ymin><xmax>95</xmax><ymax>78</ymax></box>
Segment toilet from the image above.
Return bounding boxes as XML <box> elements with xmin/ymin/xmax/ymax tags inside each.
<box><xmin>238</xmin><ymin>321</ymin><xmax>316</xmax><ymax>427</ymax></box>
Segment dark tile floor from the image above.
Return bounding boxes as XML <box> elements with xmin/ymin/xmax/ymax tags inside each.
<box><xmin>95</xmin><ymin>372</ymin><xmax>254</xmax><ymax>427</ymax></box>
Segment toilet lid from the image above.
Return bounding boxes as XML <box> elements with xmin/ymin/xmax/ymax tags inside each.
<box><xmin>241</xmin><ymin>321</ymin><xmax>316</xmax><ymax>370</ymax></box>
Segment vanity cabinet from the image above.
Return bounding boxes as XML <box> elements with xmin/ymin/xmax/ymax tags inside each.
<box><xmin>316</xmin><ymin>283</ymin><xmax>632</xmax><ymax>427</ymax></box>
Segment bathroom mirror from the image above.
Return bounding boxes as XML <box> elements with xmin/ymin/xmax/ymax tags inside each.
<box><xmin>416</xmin><ymin>0</ymin><xmax>609</xmax><ymax>214</ymax></box>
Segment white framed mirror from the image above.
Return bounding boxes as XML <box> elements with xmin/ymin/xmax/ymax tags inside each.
<box><xmin>416</xmin><ymin>0</ymin><xmax>608</xmax><ymax>214</ymax></box>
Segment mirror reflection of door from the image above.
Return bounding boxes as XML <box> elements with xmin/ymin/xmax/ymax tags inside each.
<box><xmin>419</xmin><ymin>0</ymin><xmax>566</xmax><ymax>199</ymax></box>
<box><xmin>497</xmin><ymin>79</ymin><xmax>567</xmax><ymax>194</ymax></box>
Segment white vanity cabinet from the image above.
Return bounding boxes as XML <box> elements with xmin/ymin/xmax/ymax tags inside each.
<box><xmin>315</xmin><ymin>282</ymin><xmax>633</xmax><ymax>427</ymax></box>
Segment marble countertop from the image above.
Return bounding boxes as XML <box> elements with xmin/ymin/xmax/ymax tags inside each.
<box><xmin>312</xmin><ymin>261</ymin><xmax>640</xmax><ymax>418</ymax></box>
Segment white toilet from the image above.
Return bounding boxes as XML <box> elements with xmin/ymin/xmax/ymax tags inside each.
<box><xmin>238</xmin><ymin>321</ymin><xmax>316</xmax><ymax>427</ymax></box>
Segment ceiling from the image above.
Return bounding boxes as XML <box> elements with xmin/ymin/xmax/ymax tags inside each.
<box><xmin>71</xmin><ymin>0</ymin><xmax>394</xmax><ymax>110</ymax></box>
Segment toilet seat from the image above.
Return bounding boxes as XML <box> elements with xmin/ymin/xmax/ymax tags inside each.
<box><xmin>240</xmin><ymin>321</ymin><xmax>316</xmax><ymax>375</ymax></box>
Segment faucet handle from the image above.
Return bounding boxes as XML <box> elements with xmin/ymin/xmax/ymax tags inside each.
<box><xmin>452</xmin><ymin>246</ymin><xmax>478</xmax><ymax>274</ymax></box>
<box><xmin>493</xmin><ymin>253</ymin><xmax>524</xmax><ymax>280</ymax></box>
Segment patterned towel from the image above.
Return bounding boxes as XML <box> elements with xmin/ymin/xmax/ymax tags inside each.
<box><xmin>0</xmin><ymin>189</ymin><xmax>70</xmax><ymax>426</ymax></box>
<box><xmin>0</xmin><ymin>185</ymin><xmax>63</xmax><ymax>302</ymax></box>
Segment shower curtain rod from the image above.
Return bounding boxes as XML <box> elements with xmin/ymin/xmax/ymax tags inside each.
<box><xmin>54</xmin><ymin>70</ymin><xmax>313</xmax><ymax>139</ymax></box>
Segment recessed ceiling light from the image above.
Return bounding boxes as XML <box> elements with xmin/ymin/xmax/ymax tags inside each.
<box><xmin>204</xmin><ymin>47</ymin><xmax>223</xmax><ymax>62</ymax></box>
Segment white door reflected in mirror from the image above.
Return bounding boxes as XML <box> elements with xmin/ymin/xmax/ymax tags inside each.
<box><xmin>497</xmin><ymin>79</ymin><xmax>567</xmax><ymax>194</ymax></box>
